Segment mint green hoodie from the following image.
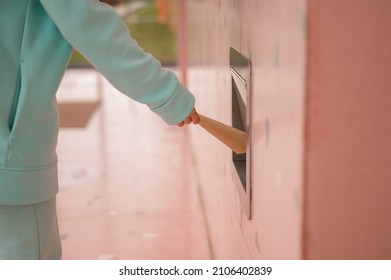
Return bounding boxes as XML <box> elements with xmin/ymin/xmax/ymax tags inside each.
<box><xmin>0</xmin><ymin>0</ymin><xmax>195</xmax><ymax>205</ymax></box>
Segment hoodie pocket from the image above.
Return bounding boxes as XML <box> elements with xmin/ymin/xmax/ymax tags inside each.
<box><xmin>8</xmin><ymin>65</ymin><xmax>22</xmax><ymax>132</ymax></box>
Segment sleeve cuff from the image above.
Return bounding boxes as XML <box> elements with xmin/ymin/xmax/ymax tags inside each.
<box><xmin>149</xmin><ymin>83</ymin><xmax>195</xmax><ymax>125</ymax></box>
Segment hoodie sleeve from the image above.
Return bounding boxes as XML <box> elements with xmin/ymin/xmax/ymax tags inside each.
<box><xmin>39</xmin><ymin>0</ymin><xmax>194</xmax><ymax>125</ymax></box>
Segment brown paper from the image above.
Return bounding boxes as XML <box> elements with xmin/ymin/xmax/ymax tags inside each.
<box><xmin>198</xmin><ymin>114</ymin><xmax>247</xmax><ymax>154</ymax></box>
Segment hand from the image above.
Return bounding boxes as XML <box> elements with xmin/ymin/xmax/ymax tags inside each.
<box><xmin>177</xmin><ymin>108</ymin><xmax>200</xmax><ymax>127</ymax></box>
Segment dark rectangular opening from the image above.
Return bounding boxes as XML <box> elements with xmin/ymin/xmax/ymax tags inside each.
<box><xmin>230</xmin><ymin>47</ymin><xmax>252</xmax><ymax>219</ymax></box>
<box><xmin>232</xmin><ymin>79</ymin><xmax>246</xmax><ymax>190</ymax></box>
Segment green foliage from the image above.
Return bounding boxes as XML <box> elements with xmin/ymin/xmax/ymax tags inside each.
<box><xmin>69</xmin><ymin>1</ymin><xmax>176</xmax><ymax>67</ymax></box>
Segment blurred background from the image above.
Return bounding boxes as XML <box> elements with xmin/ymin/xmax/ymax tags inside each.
<box><xmin>56</xmin><ymin>0</ymin><xmax>391</xmax><ymax>260</ymax></box>
<box><xmin>69</xmin><ymin>0</ymin><xmax>178</xmax><ymax>67</ymax></box>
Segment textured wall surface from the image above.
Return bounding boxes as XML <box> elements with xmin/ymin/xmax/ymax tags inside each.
<box><xmin>186</xmin><ymin>0</ymin><xmax>391</xmax><ymax>260</ymax></box>
<box><xmin>305</xmin><ymin>0</ymin><xmax>391</xmax><ymax>259</ymax></box>
<box><xmin>186</xmin><ymin>0</ymin><xmax>306</xmax><ymax>259</ymax></box>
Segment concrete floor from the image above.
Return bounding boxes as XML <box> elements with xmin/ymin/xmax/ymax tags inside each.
<box><xmin>56</xmin><ymin>68</ymin><xmax>210</xmax><ymax>260</ymax></box>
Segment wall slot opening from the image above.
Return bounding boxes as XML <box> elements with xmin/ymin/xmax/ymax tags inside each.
<box><xmin>230</xmin><ymin>47</ymin><xmax>252</xmax><ymax>219</ymax></box>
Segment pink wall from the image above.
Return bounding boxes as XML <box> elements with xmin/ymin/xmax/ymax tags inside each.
<box><xmin>186</xmin><ymin>0</ymin><xmax>391</xmax><ymax>259</ymax></box>
<box><xmin>305</xmin><ymin>0</ymin><xmax>391</xmax><ymax>259</ymax></box>
<box><xmin>187</xmin><ymin>0</ymin><xmax>306</xmax><ymax>259</ymax></box>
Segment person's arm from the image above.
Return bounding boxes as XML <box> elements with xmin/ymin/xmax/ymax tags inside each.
<box><xmin>39</xmin><ymin>0</ymin><xmax>198</xmax><ymax>125</ymax></box>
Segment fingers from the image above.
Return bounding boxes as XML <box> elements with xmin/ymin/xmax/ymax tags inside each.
<box><xmin>176</xmin><ymin>108</ymin><xmax>200</xmax><ymax>127</ymax></box>
<box><xmin>190</xmin><ymin>108</ymin><xmax>200</xmax><ymax>124</ymax></box>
